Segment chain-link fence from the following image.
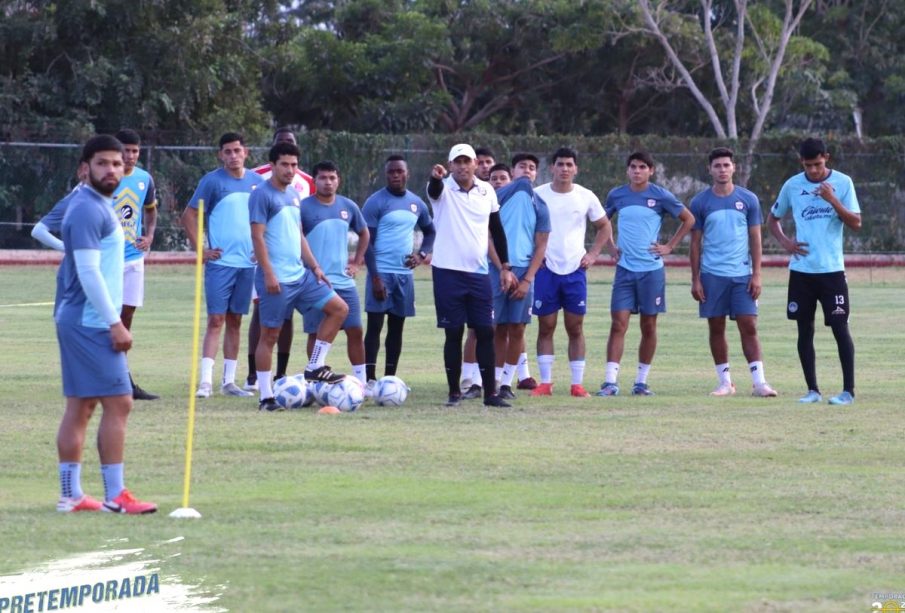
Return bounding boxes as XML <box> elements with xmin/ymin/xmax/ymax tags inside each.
<box><xmin>2</xmin><ymin>134</ymin><xmax>903</xmax><ymax>254</ymax></box>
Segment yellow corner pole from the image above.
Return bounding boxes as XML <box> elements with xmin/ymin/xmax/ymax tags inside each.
<box><xmin>180</xmin><ymin>199</ymin><xmax>204</xmax><ymax>510</ymax></box>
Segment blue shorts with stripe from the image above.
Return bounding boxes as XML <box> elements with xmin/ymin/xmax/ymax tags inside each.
<box><xmin>302</xmin><ymin>284</ymin><xmax>361</xmax><ymax>333</ymax></box>
<box><xmin>532</xmin><ymin>266</ymin><xmax>587</xmax><ymax>316</ymax></box>
<box><xmin>56</xmin><ymin>324</ymin><xmax>131</xmax><ymax>398</ymax></box>
<box><xmin>490</xmin><ymin>265</ymin><xmax>533</xmax><ymax>324</ymax></box>
<box><xmin>432</xmin><ymin>266</ymin><xmax>493</xmax><ymax>328</ymax></box>
<box><xmin>698</xmin><ymin>272</ymin><xmax>757</xmax><ymax>319</ymax></box>
<box><xmin>256</xmin><ymin>272</ymin><xmax>337</xmax><ymax>329</ymax></box>
<box><xmin>610</xmin><ymin>265</ymin><xmax>666</xmax><ymax>315</ymax></box>
<box><xmin>365</xmin><ymin>272</ymin><xmax>415</xmax><ymax>317</ymax></box>
<box><xmin>205</xmin><ymin>263</ymin><xmax>254</xmax><ymax>315</ymax></box>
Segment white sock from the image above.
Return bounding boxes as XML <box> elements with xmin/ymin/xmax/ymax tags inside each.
<box><xmin>605</xmin><ymin>361</ymin><xmax>620</xmax><ymax>384</ymax></box>
<box><xmin>569</xmin><ymin>360</ymin><xmax>585</xmax><ymax>385</ymax></box>
<box><xmin>201</xmin><ymin>357</ymin><xmax>215</xmax><ymax>385</ymax></box>
<box><xmin>257</xmin><ymin>370</ymin><xmax>273</xmax><ymax>400</ymax></box>
<box><xmin>308</xmin><ymin>340</ymin><xmax>332</xmax><ymax>369</ymax></box>
<box><xmin>749</xmin><ymin>361</ymin><xmax>766</xmax><ymax>386</ymax></box>
<box><xmin>352</xmin><ymin>364</ymin><xmax>366</xmax><ymax>385</ymax></box>
<box><xmin>463</xmin><ymin>362</ymin><xmax>480</xmax><ymax>385</ymax></box>
<box><xmin>636</xmin><ymin>363</ymin><xmax>651</xmax><ymax>385</ymax></box>
<box><xmin>537</xmin><ymin>354</ymin><xmax>554</xmax><ymax>384</ymax></box>
<box><xmin>222</xmin><ymin>359</ymin><xmax>238</xmax><ymax>385</ymax></box>
<box><xmin>715</xmin><ymin>363</ymin><xmax>731</xmax><ymax>385</ymax></box>
<box><xmin>494</xmin><ymin>366</ymin><xmax>503</xmax><ymax>384</ymax></box>
<box><xmin>517</xmin><ymin>352</ymin><xmax>530</xmax><ymax>380</ymax></box>
<box><xmin>501</xmin><ymin>363</ymin><xmax>516</xmax><ymax>386</ymax></box>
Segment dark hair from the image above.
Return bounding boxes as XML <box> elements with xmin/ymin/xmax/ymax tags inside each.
<box><xmin>708</xmin><ymin>147</ymin><xmax>734</xmax><ymax>164</ymax></box>
<box><xmin>268</xmin><ymin>142</ymin><xmax>300</xmax><ymax>163</ymax></box>
<box><xmin>627</xmin><ymin>150</ymin><xmax>654</xmax><ymax>168</ymax></box>
<box><xmin>312</xmin><ymin>160</ymin><xmax>340</xmax><ymax>178</ymax></box>
<box><xmin>489</xmin><ymin>163</ymin><xmax>511</xmax><ymax>177</ymax></box>
<box><xmin>115</xmin><ymin>129</ymin><xmax>141</xmax><ymax>146</ymax></box>
<box><xmin>799</xmin><ymin>137</ymin><xmax>828</xmax><ymax>160</ymax></box>
<box><xmin>219</xmin><ymin>132</ymin><xmax>245</xmax><ymax>148</ymax></box>
<box><xmin>511</xmin><ymin>152</ymin><xmax>539</xmax><ymax>167</ymax></box>
<box><xmin>273</xmin><ymin>126</ymin><xmax>294</xmax><ymax>139</ymax></box>
<box><xmin>550</xmin><ymin>147</ymin><xmax>578</xmax><ymax>165</ymax></box>
<box><xmin>385</xmin><ymin>154</ymin><xmax>406</xmax><ymax>164</ymax></box>
<box><xmin>80</xmin><ymin>135</ymin><xmax>123</xmax><ymax>163</ymax></box>
<box><xmin>475</xmin><ymin>147</ymin><xmax>495</xmax><ymax>159</ymax></box>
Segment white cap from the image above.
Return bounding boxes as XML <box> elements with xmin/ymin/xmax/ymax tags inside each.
<box><xmin>448</xmin><ymin>143</ymin><xmax>477</xmax><ymax>162</ymax></box>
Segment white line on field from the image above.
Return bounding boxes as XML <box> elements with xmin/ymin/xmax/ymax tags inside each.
<box><xmin>0</xmin><ymin>302</ymin><xmax>54</xmax><ymax>308</ymax></box>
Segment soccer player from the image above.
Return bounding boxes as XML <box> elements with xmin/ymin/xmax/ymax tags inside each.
<box><xmin>490</xmin><ymin>154</ymin><xmax>550</xmax><ymax>399</ymax></box>
<box><xmin>250</xmin><ymin>143</ymin><xmax>349</xmax><ymax>411</ymax></box>
<box><xmin>181</xmin><ymin>132</ymin><xmax>263</xmax><ymax>398</ymax></box>
<box><xmin>55</xmin><ymin>134</ymin><xmax>156</xmax><ymax>514</ymax></box>
<box><xmin>689</xmin><ymin>147</ymin><xmax>778</xmax><ymax>397</ymax></box>
<box><xmin>362</xmin><ymin>155</ymin><xmax>436</xmax><ymax>389</ymax></box>
<box><xmin>597</xmin><ymin>151</ymin><xmax>694</xmax><ymax>397</ymax></box>
<box><xmin>767</xmin><ymin>137</ymin><xmax>861</xmax><ymax>405</ymax></box>
<box><xmin>429</xmin><ymin>143</ymin><xmax>516</xmax><ymax>407</ymax></box>
<box><xmin>244</xmin><ymin>128</ymin><xmax>316</xmax><ymax>391</ymax></box>
<box><xmin>533</xmin><ymin>147</ymin><xmax>611</xmax><ymax>397</ymax></box>
<box><xmin>300</xmin><ymin>161</ymin><xmax>371</xmax><ymax>385</ymax></box>
<box><xmin>113</xmin><ymin>129</ymin><xmax>159</xmax><ymax>401</ymax></box>
<box><xmin>488</xmin><ymin>163</ymin><xmax>512</xmax><ymax>189</ymax></box>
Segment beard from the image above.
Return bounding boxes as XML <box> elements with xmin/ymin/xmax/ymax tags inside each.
<box><xmin>89</xmin><ymin>172</ymin><xmax>120</xmax><ymax>197</ymax></box>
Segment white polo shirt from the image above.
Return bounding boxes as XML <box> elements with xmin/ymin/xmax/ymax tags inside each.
<box><xmin>535</xmin><ymin>182</ymin><xmax>606</xmax><ymax>275</ymax></box>
<box><xmin>429</xmin><ymin>175</ymin><xmax>499</xmax><ymax>274</ymax></box>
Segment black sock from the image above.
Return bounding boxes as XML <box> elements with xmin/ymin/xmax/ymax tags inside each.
<box><xmin>444</xmin><ymin>326</ymin><xmax>465</xmax><ymax>395</ymax></box>
<box><xmin>365</xmin><ymin>312</ymin><xmax>384</xmax><ymax>382</ymax></box>
<box><xmin>247</xmin><ymin>353</ymin><xmax>256</xmax><ymax>383</ymax></box>
<box><xmin>797</xmin><ymin>319</ymin><xmax>818</xmax><ymax>392</ymax></box>
<box><xmin>384</xmin><ymin>314</ymin><xmax>405</xmax><ymax>377</ymax></box>
<box><xmin>276</xmin><ymin>352</ymin><xmax>290</xmax><ymax>380</ymax></box>
<box><xmin>474</xmin><ymin>325</ymin><xmax>495</xmax><ymax>400</ymax></box>
<box><xmin>831</xmin><ymin>321</ymin><xmax>855</xmax><ymax>394</ymax></box>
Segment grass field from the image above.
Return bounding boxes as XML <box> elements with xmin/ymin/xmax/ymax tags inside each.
<box><xmin>0</xmin><ymin>264</ymin><xmax>903</xmax><ymax>612</ymax></box>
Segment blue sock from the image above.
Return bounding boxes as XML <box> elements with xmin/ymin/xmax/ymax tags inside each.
<box><xmin>100</xmin><ymin>463</ymin><xmax>125</xmax><ymax>501</ymax></box>
<box><xmin>59</xmin><ymin>462</ymin><xmax>83</xmax><ymax>499</ymax></box>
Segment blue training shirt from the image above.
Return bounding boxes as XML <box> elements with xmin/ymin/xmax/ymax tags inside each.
<box><xmin>604</xmin><ymin>183</ymin><xmax>685</xmax><ymax>272</ymax></box>
<box><xmin>689</xmin><ymin>186</ymin><xmax>762</xmax><ymax>277</ymax></box>
<box><xmin>248</xmin><ymin>181</ymin><xmax>306</xmax><ymax>284</ymax></box>
<box><xmin>115</xmin><ymin>167</ymin><xmax>156</xmax><ymax>262</ymax></box>
<box><xmin>187</xmin><ymin>168</ymin><xmax>262</xmax><ymax>268</ymax></box>
<box><xmin>40</xmin><ymin>185</ymin><xmax>83</xmax><ymax>233</ymax></box>
<box><xmin>770</xmin><ymin>169</ymin><xmax>860</xmax><ymax>273</ymax></box>
<box><xmin>361</xmin><ymin>188</ymin><xmax>431</xmax><ymax>274</ymax></box>
<box><xmin>495</xmin><ymin>177</ymin><xmax>552</xmax><ymax>267</ymax></box>
<box><xmin>55</xmin><ymin>186</ymin><xmax>124</xmax><ymax>329</ymax></box>
<box><xmin>300</xmin><ymin>195</ymin><xmax>366</xmax><ymax>290</ymax></box>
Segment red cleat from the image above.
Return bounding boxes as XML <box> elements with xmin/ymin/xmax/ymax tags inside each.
<box><xmin>102</xmin><ymin>489</ymin><xmax>158</xmax><ymax>515</ymax></box>
<box><xmin>530</xmin><ymin>382</ymin><xmax>554</xmax><ymax>396</ymax></box>
<box><xmin>570</xmin><ymin>384</ymin><xmax>591</xmax><ymax>397</ymax></box>
<box><xmin>57</xmin><ymin>494</ymin><xmax>103</xmax><ymax>513</ymax></box>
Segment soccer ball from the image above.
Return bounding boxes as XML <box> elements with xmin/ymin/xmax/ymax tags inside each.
<box><xmin>308</xmin><ymin>380</ymin><xmax>333</xmax><ymax>407</ymax></box>
<box><xmin>375</xmin><ymin>375</ymin><xmax>409</xmax><ymax>406</ymax></box>
<box><xmin>273</xmin><ymin>375</ymin><xmax>310</xmax><ymax>410</ymax></box>
<box><xmin>323</xmin><ymin>378</ymin><xmax>365</xmax><ymax>412</ymax></box>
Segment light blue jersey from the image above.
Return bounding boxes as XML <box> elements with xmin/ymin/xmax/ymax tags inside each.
<box><xmin>115</xmin><ymin>167</ymin><xmax>156</xmax><ymax>262</ymax></box>
<box><xmin>55</xmin><ymin>187</ymin><xmax>124</xmax><ymax>329</ymax></box>
<box><xmin>690</xmin><ymin>186</ymin><xmax>762</xmax><ymax>277</ymax></box>
<box><xmin>187</xmin><ymin>168</ymin><xmax>262</xmax><ymax>268</ymax></box>
<box><xmin>40</xmin><ymin>185</ymin><xmax>83</xmax><ymax>232</ymax></box>
<box><xmin>770</xmin><ymin>169</ymin><xmax>860</xmax><ymax>273</ymax></box>
<box><xmin>361</xmin><ymin>188</ymin><xmax>431</xmax><ymax>274</ymax></box>
<box><xmin>300</xmin><ymin>195</ymin><xmax>366</xmax><ymax>290</ymax></box>
<box><xmin>495</xmin><ymin>177</ymin><xmax>551</xmax><ymax>267</ymax></box>
<box><xmin>248</xmin><ymin>181</ymin><xmax>305</xmax><ymax>283</ymax></box>
<box><xmin>604</xmin><ymin>183</ymin><xmax>685</xmax><ymax>272</ymax></box>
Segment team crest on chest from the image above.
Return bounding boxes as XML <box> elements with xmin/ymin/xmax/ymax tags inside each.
<box><xmin>735</xmin><ymin>201</ymin><xmax>744</xmax><ymax>210</ymax></box>
<box><xmin>646</xmin><ymin>199</ymin><xmax>656</xmax><ymax>207</ymax></box>
<box><xmin>340</xmin><ymin>210</ymin><xmax>349</xmax><ymax>220</ymax></box>
<box><xmin>138</xmin><ymin>181</ymin><xmax>146</xmax><ymax>190</ymax></box>
<box><xmin>410</xmin><ymin>203</ymin><xmax>418</xmax><ymax>213</ymax></box>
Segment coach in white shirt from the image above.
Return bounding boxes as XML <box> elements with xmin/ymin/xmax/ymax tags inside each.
<box><xmin>428</xmin><ymin>144</ymin><xmax>516</xmax><ymax>408</ymax></box>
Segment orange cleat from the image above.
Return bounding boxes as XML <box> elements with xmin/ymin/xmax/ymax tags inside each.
<box><xmin>57</xmin><ymin>494</ymin><xmax>103</xmax><ymax>513</ymax></box>
<box><xmin>102</xmin><ymin>489</ymin><xmax>157</xmax><ymax>515</ymax></box>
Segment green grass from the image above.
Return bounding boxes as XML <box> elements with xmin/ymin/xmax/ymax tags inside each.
<box><xmin>1</xmin><ymin>264</ymin><xmax>903</xmax><ymax>612</ymax></box>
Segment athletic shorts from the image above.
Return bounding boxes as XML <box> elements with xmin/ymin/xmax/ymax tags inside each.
<box><xmin>56</xmin><ymin>323</ymin><xmax>131</xmax><ymax>398</ymax></box>
<box><xmin>365</xmin><ymin>272</ymin><xmax>415</xmax><ymax>317</ymax></box>
<box><xmin>302</xmin><ymin>284</ymin><xmax>360</xmax><ymax>333</ymax></box>
<box><xmin>432</xmin><ymin>266</ymin><xmax>493</xmax><ymax>328</ymax></box>
<box><xmin>256</xmin><ymin>272</ymin><xmax>337</xmax><ymax>329</ymax></box>
<box><xmin>122</xmin><ymin>257</ymin><xmax>145</xmax><ymax>308</ymax></box>
<box><xmin>532</xmin><ymin>265</ymin><xmax>587</xmax><ymax>316</ymax></box>
<box><xmin>787</xmin><ymin>270</ymin><xmax>850</xmax><ymax>326</ymax></box>
<box><xmin>610</xmin><ymin>265</ymin><xmax>666</xmax><ymax>315</ymax></box>
<box><xmin>698</xmin><ymin>272</ymin><xmax>757</xmax><ymax>319</ymax></box>
<box><xmin>490</xmin><ymin>265</ymin><xmax>532</xmax><ymax>325</ymax></box>
<box><xmin>205</xmin><ymin>264</ymin><xmax>254</xmax><ymax>315</ymax></box>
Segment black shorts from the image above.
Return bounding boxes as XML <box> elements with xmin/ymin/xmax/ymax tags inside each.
<box><xmin>786</xmin><ymin>270</ymin><xmax>850</xmax><ymax>326</ymax></box>
<box><xmin>431</xmin><ymin>266</ymin><xmax>493</xmax><ymax>329</ymax></box>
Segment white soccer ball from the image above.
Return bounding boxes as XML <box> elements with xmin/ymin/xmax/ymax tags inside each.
<box><xmin>323</xmin><ymin>378</ymin><xmax>365</xmax><ymax>412</ymax></box>
<box><xmin>376</xmin><ymin>375</ymin><xmax>409</xmax><ymax>406</ymax></box>
<box><xmin>308</xmin><ymin>380</ymin><xmax>333</xmax><ymax>407</ymax></box>
<box><xmin>273</xmin><ymin>375</ymin><xmax>310</xmax><ymax>410</ymax></box>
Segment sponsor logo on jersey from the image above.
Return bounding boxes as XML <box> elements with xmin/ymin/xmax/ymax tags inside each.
<box><xmin>800</xmin><ymin>189</ymin><xmax>810</xmax><ymax>196</ymax></box>
<box><xmin>801</xmin><ymin>205</ymin><xmax>835</xmax><ymax>221</ymax></box>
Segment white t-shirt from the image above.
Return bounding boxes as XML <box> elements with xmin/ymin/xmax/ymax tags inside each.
<box><xmin>429</xmin><ymin>176</ymin><xmax>499</xmax><ymax>273</ymax></box>
<box><xmin>535</xmin><ymin>182</ymin><xmax>606</xmax><ymax>275</ymax></box>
